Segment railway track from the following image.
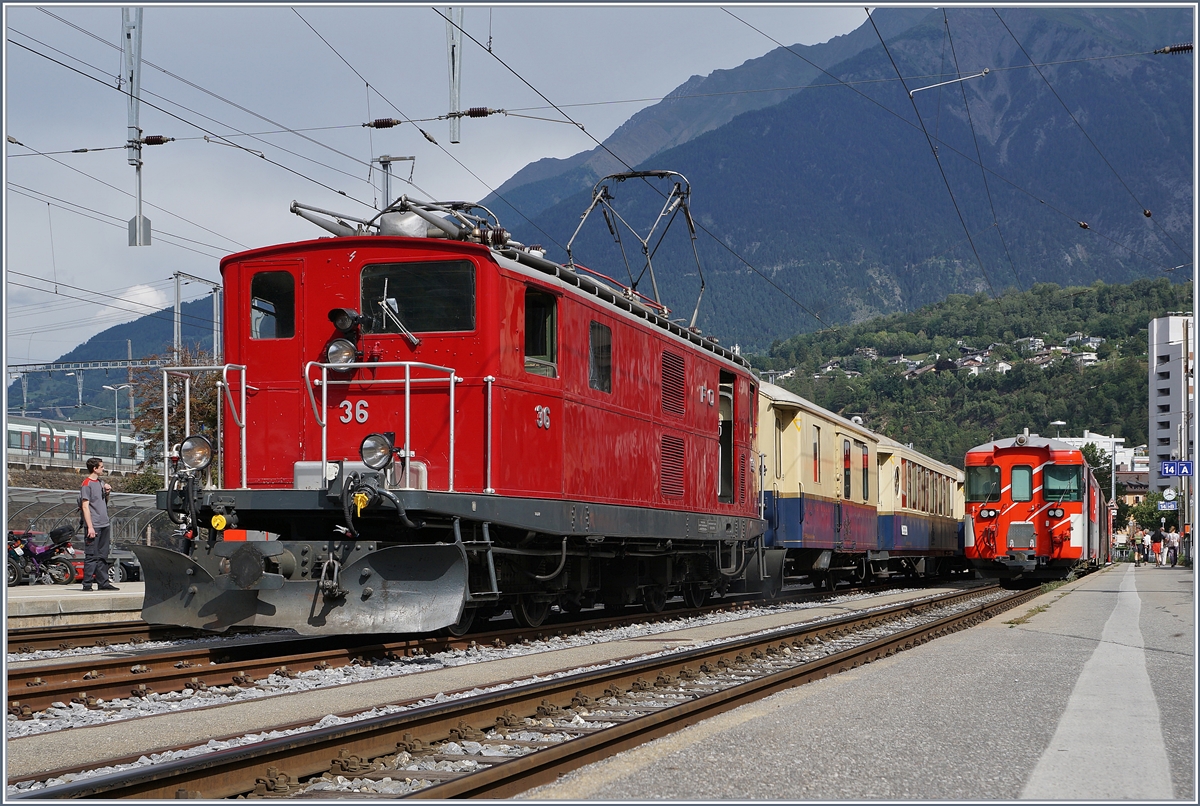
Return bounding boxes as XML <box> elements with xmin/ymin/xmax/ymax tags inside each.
<box><xmin>10</xmin><ymin>583</ymin><xmax>1036</xmax><ymax>800</ymax></box>
<box><xmin>7</xmin><ymin>579</ymin><xmax>957</xmax><ymax>716</ymax></box>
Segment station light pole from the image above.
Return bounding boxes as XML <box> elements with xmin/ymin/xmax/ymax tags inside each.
<box><xmin>103</xmin><ymin>384</ymin><xmax>132</xmax><ymax>466</ymax></box>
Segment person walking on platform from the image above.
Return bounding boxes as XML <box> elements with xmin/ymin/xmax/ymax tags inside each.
<box><xmin>1166</xmin><ymin>526</ymin><xmax>1180</xmax><ymax>567</ymax></box>
<box><xmin>1151</xmin><ymin>526</ymin><xmax>1164</xmax><ymax>567</ymax></box>
<box><xmin>79</xmin><ymin>458</ymin><xmax>119</xmax><ymax>592</ymax></box>
<box><xmin>1133</xmin><ymin>529</ymin><xmax>1143</xmax><ymax>565</ymax></box>
<box><xmin>1143</xmin><ymin>530</ymin><xmax>1154</xmax><ymax>566</ymax></box>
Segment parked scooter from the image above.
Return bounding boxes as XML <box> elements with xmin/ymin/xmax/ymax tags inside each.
<box><xmin>7</xmin><ymin>526</ymin><xmax>78</xmax><ymax>585</ymax></box>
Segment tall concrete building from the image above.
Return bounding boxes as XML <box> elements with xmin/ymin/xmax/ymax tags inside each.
<box><xmin>1148</xmin><ymin>314</ymin><xmax>1193</xmax><ymax>494</ymax></box>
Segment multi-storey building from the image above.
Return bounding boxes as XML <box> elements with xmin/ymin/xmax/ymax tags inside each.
<box><xmin>1148</xmin><ymin>314</ymin><xmax>1194</xmax><ymax>494</ymax></box>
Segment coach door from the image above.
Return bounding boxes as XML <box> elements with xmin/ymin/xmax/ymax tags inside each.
<box><xmin>240</xmin><ymin>260</ymin><xmax>304</xmax><ymax>485</ymax></box>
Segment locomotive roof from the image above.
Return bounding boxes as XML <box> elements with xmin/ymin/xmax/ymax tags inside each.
<box><xmin>966</xmin><ymin>434</ymin><xmax>1082</xmax><ymax>455</ymax></box>
<box><xmin>222</xmin><ymin>235</ymin><xmax>751</xmax><ymax>371</ymax></box>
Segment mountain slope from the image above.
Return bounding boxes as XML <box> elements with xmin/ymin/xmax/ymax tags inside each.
<box><xmin>482</xmin><ymin>8</ymin><xmax>933</xmax><ymax>222</ymax></box>
<box><xmin>498</xmin><ymin>7</ymin><xmax>1192</xmax><ymax>349</ymax></box>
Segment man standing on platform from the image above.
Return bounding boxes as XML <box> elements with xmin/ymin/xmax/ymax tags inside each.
<box><xmin>79</xmin><ymin>457</ymin><xmax>119</xmax><ymax>591</ymax></box>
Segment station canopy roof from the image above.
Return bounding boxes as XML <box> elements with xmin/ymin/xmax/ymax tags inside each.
<box><xmin>6</xmin><ymin>486</ymin><xmax>164</xmax><ymax>534</ymax></box>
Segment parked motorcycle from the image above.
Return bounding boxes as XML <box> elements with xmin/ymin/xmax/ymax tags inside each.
<box><xmin>7</xmin><ymin>526</ymin><xmax>78</xmax><ymax>585</ymax></box>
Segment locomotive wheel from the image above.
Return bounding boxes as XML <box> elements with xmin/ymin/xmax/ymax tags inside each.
<box><xmin>642</xmin><ymin>586</ymin><xmax>667</xmax><ymax>613</ymax></box>
<box><xmin>512</xmin><ymin>595</ymin><xmax>551</xmax><ymax>629</ymax></box>
<box><xmin>442</xmin><ymin>607</ymin><xmax>476</xmax><ymax>637</ymax></box>
<box><xmin>682</xmin><ymin>584</ymin><xmax>708</xmax><ymax>608</ymax></box>
<box><xmin>8</xmin><ymin>559</ymin><xmax>24</xmax><ymax>586</ymax></box>
<box><xmin>47</xmin><ymin>558</ymin><xmax>74</xmax><ymax>585</ymax></box>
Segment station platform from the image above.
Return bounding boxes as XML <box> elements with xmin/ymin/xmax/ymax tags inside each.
<box><xmin>4</xmin><ymin>582</ymin><xmax>145</xmax><ymax>630</ymax></box>
<box><xmin>526</xmin><ymin>563</ymin><xmax>1196</xmax><ymax>801</ymax></box>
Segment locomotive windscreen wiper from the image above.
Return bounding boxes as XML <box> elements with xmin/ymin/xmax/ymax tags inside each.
<box><xmin>379</xmin><ymin>279</ymin><xmax>421</xmax><ymax>347</ymax></box>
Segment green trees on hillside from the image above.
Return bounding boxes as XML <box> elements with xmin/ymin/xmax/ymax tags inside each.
<box><xmin>753</xmin><ymin>279</ymin><xmax>1192</xmax><ymax>468</ymax></box>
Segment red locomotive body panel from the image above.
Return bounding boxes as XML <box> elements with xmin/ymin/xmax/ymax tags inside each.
<box><xmin>963</xmin><ymin>432</ymin><xmax>1108</xmax><ymax>580</ymax></box>
<box><xmin>218</xmin><ymin>237</ymin><xmax>758</xmax><ymax>517</ymax></box>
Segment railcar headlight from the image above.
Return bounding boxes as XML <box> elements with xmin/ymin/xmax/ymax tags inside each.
<box><xmin>179</xmin><ymin>434</ymin><xmax>213</xmax><ymax>471</ymax></box>
<box><xmin>326</xmin><ymin>338</ymin><xmax>359</xmax><ymax>365</ymax></box>
<box><xmin>979</xmin><ymin>508</ymin><xmax>997</xmax><ymax>518</ymax></box>
<box><xmin>328</xmin><ymin>307</ymin><xmax>362</xmax><ymax>332</ymax></box>
<box><xmin>360</xmin><ymin>433</ymin><xmax>395</xmax><ymax>470</ymax></box>
<box><xmin>1048</xmin><ymin>507</ymin><xmax>1064</xmax><ymax>518</ymax></box>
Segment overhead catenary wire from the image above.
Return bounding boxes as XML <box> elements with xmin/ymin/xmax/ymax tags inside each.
<box><xmin>8</xmin><ymin>37</ymin><xmax>376</xmax><ymax>210</ymax></box>
<box><xmin>293</xmin><ymin>9</ymin><xmax>566</xmax><ymax>252</ymax></box>
<box><xmin>721</xmin><ymin>8</ymin><xmax>1185</xmax><ymax>275</ymax></box>
<box><xmin>437</xmin><ymin>7</ymin><xmax>828</xmax><ymax>327</ymax></box>
<box><xmin>8</xmin><ymin>30</ymin><xmax>385</xmax><ymax>209</ymax></box>
<box><xmin>993</xmin><ymin>9</ymin><xmax>1192</xmax><ymax>261</ymax></box>
<box><xmin>943</xmin><ymin>9</ymin><xmax>1022</xmax><ymax>291</ymax></box>
<box><xmin>8</xmin><ymin>184</ymin><xmax>230</xmax><ymax>256</ymax></box>
<box><xmin>6</xmin><ymin>134</ymin><xmax>249</xmax><ymax>251</ymax></box>
<box><xmin>865</xmin><ymin>8</ymin><xmax>999</xmax><ymax>299</ymax></box>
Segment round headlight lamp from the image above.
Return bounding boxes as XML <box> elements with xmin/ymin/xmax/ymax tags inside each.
<box><xmin>360</xmin><ymin>433</ymin><xmax>395</xmax><ymax>470</ymax></box>
<box><xmin>328</xmin><ymin>307</ymin><xmax>362</xmax><ymax>332</ymax></box>
<box><xmin>1049</xmin><ymin>507</ymin><xmax>1064</xmax><ymax>519</ymax></box>
<box><xmin>179</xmin><ymin>434</ymin><xmax>213</xmax><ymax>471</ymax></box>
<box><xmin>326</xmin><ymin>338</ymin><xmax>358</xmax><ymax>365</ymax></box>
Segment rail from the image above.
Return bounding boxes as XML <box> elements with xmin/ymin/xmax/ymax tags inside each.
<box><xmin>161</xmin><ymin>364</ymin><xmax>247</xmax><ymax>489</ymax></box>
<box><xmin>303</xmin><ymin>360</ymin><xmax>459</xmax><ymax>490</ymax></box>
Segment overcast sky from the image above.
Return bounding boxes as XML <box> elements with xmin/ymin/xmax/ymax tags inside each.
<box><xmin>3</xmin><ymin>4</ymin><xmax>868</xmax><ymax>371</ymax></box>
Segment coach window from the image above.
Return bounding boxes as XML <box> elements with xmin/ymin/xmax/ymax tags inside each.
<box><xmin>812</xmin><ymin>425</ymin><xmax>821</xmax><ymax>483</ymax></box>
<box><xmin>588</xmin><ymin>321</ymin><xmax>612</xmax><ymax>392</ymax></box>
<box><xmin>1044</xmin><ymin>465</ymin><xmax>1083</xmax><ymax>502</ymax></box>
<box><xmin>524</xmin><ymin>289</ymin><xmax>557</xmax><ymax>377</ymax></box>
<box><xmin>250</xmin><ymin>271</ymin><xmax>295</xmax><ymax>339</ymax></box>
<box><xmin>361</xmin><ymin>260</ymin><xmax>475</xmax><ymax>334</ymax></box>
<box><xmin>842</xmin><ymin>439</ymin><xmax>852</xmax><ymax>499</ymax></box>
<box><xmin>1012</xmin><ymin>465</ymin><xmax>1033</xmax><ymax>502</ymax></box>
<box><xmin>966</xmin><ymin>465</ymin><xmax>1001</xmax><ymax>502</ymax></box>
<box><xmin>774</xmin><ymin>413</ymin><xmax>785</xmax><ymax>480</ymax></box>
<box><xmin>859</xmin><ymin>442</ymin><xmax>869</xmax><ymax>502</ymax></box>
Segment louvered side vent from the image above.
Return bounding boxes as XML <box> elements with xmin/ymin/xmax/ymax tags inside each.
<box><xmin>739</xmin><ymin>453</ymin><xmax>746</xmax><ymax>504</ymax></box>
<box><xmin>661</xmin><ymin>435</ymin><xmax>685</xmax><ymax>498</ymax></box>
<box><xmin>661</xmin><ymin>351</ymin><xmax>686</xmax><ymax>417</ymax></box>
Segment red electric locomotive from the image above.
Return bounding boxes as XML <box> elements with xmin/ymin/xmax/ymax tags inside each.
<box><xmin>963</xmin><ymin>429</ymin><xmax>1109</xmax><ymax>581</ymax></box>
<box><xmin>138</xmin><ymin>172</ymin><xmax>767</xmax><ymax>635</ymax></box>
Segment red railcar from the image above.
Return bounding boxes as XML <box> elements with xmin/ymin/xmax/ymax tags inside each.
<box><xmin>139</xmin><ymin>177</ymin><xmax>766</xmax><ymax>634</ymax></box>
<box><xmin>963</xmin><ymin>429</ymin><xmax>1109</xmax><ymax>581</ymax></box>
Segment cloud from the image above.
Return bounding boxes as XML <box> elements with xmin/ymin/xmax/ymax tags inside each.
<box><xmin>111</xmin><ymin>284</ymin><xmax>170</xmax><ymax>322</ymax></box>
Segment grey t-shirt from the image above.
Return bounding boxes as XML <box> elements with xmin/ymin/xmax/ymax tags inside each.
<box><xmin>80</xmin><ymin>479</ymin><xmax>110</xmax><ymax>529</ymax></box>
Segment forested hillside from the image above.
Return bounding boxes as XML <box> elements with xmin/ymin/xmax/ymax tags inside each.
<box><xmin>753</xmin><ymin>278</ymin><xmax>1192</xmax><ymax>467</ymax></box>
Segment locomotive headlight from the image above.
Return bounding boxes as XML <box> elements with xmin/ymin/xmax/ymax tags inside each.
<box><xmin>360</xmin><ymin>433</ymin><xmax>395</xmax><ymax>470</ymax></box>
<box><xmin>1049</xmin><ymin>507</ymin><xmax>1064</xmax><ymax>519</ymax></box>
<box><xmin>328</xmin><ymin>307</ymin><xmax>362</xmax><ymax>332</ymax></box>
<box><xmin>179</xmin><ymin>434</ymin><xmax>213</xmax><ymax>471</ymax></box>
<box><xmin>326</xmin><ymin>338</ymin><xmax>359</xmax><ymax>365</ymax></box>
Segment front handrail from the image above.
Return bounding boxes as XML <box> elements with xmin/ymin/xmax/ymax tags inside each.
<box><xmin>302</xmin><ymin>360</ymin><xmax>458</xmax><ymax>491</ymax></box>
<box><xmin>161</xmin><ymin>364</ymin><xmax>247</xmax><ymax>489</ymax></box>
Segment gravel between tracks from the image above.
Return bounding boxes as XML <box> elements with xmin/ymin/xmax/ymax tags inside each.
<box><xmin>7</xmin><ymin>586</ymin><xmax>997</xmax><ymax>797</ymax></box>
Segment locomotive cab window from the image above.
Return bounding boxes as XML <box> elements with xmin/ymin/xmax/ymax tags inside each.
<box><xmin>1011</xmin><ymin>465</ymin><xmax>1033</xmax><ymax>502</ymax></box>
<box><xmin>1044</xmin><ymin>465</ymin><xmax>1083</xmax><ymax>502</ymax></box>
<box><xmin>361</xmin><ymin>260</ymin><xmax>475</xmax><ymax>334</ymax></box>
<box><xmin>588</xmin><ymin>321</ymin><xmax>612</xmax><ymax>392</ymax></box>
<box><xmin>250</xmin><ymin>271</ymin><xmax>295</xmax><ymax>339</ymax></box>
<box><xmin>524</xmin><ymin>288</ymin><xmax>557</xmax><ymax>377</ymax></box>
<box><xmin>966</xmin><ymin>465</ymin><xmax>1001</xmax><ymax>502</ymax></box>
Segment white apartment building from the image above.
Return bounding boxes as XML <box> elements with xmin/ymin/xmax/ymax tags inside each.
<box><xmin>1148</xmin><ymin>314</ymin><xmax>1194</xmax><ymax>493</ymax></box>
